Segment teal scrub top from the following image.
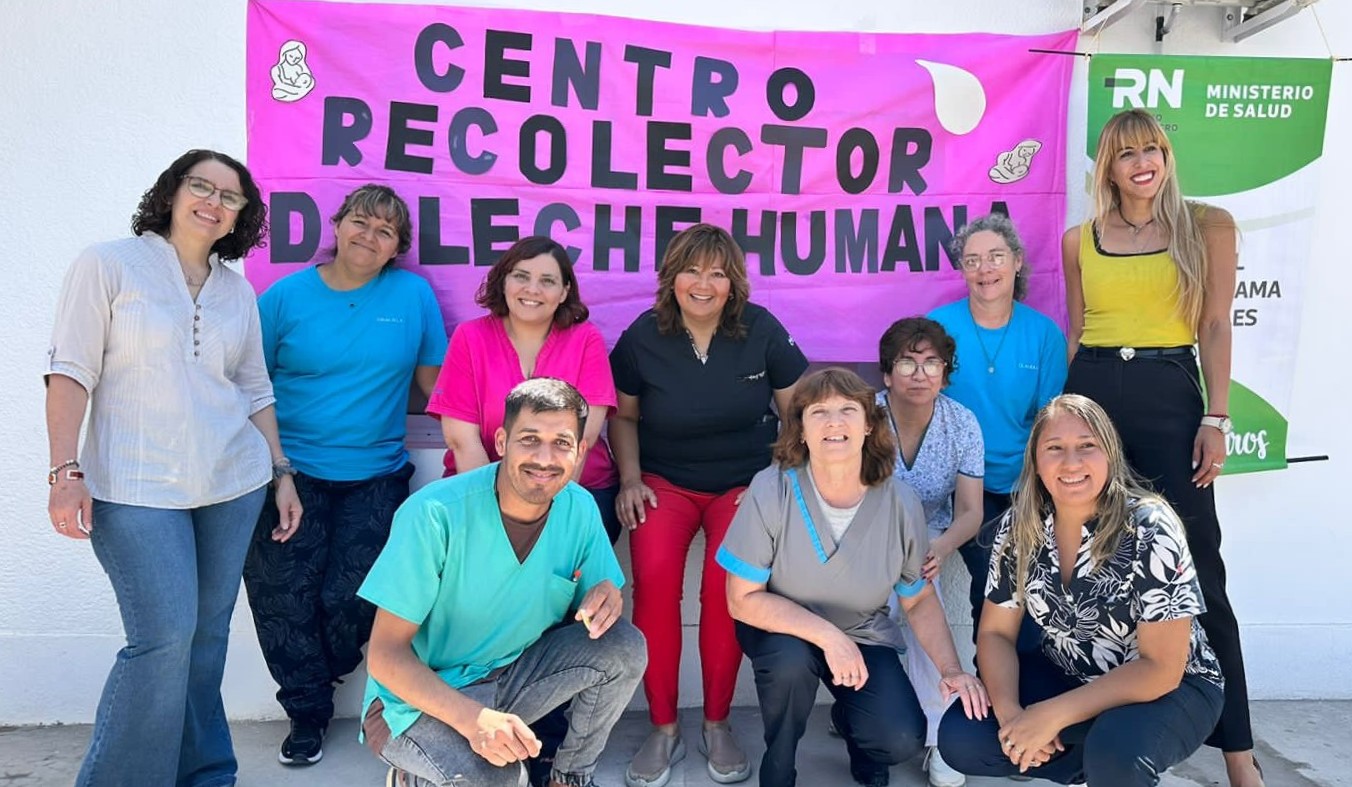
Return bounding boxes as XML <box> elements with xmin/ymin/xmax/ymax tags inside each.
<box><xmin>358</xmin><ymin>462</ymin><xmax>624</xmax><ymax>741</ymax></box>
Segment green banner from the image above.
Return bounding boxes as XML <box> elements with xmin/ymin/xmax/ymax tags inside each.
<box><xmin>1086</xmin><ymin>55</ymin><xmax>1332</xmax><ymax>474</ymax></box>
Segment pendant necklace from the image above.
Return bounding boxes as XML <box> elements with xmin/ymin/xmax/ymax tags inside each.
<box><xmin>972</xmin><ymin>309</ymin><xmax>1012</xmax><ymax>374</ymax></box>
<box><xmin>1117</xmin><ymin>206</ymin><xmax>1156</xmax><ymax>253</ymax></box>
<box><xmin>684</xmin><ymin>328</ymin><xmax>710</xmax><ymax>365</ymax></box>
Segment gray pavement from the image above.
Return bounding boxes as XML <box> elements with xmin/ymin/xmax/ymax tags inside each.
<box><xmin>2</xmin><ymin>702</ymin><xmax>1347</xmax><ymax>786</ymax></box>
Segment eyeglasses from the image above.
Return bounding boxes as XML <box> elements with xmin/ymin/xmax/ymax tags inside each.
<box><xmin>180</xmin><ymin>175</ymin><xmax>249</xmax><ymax>211</ymax></box>
<box><xmin>959</xmin><ymin>251</ymin><xmax>1010</xmax><ymax>271</ymax></box>
<box><xmin>893</xmin><ymin>358</ymin><xmax>946</xmax><ymax>378</ymax></box>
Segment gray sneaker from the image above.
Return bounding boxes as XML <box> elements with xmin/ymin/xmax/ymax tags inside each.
<box><xmin>699</xmin><ymin>724</ymin><xmax>751</xmax><ymax>784</ymax></box>
<box><xmin>625</xmin><ymin>730</ymin><xmax>686</xmax><ymax>787</ymax></box>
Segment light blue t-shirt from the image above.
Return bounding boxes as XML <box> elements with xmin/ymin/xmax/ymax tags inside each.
<box><xmin>928</xmin><ymin>300</ymin><xmax>1067</xmax><ymax>494</ymax></box>
<box><xmin>357</xmin><ymin>463</ymin><xmax>625</xmax><ymax>742</ymax></box>
<box><xmin>259</xmin><ymin>265</ymin><xmax>448</xmax><ymax>480</ymax></box>
<box><xmin>876</xmin><ymin>392</ymin><xmax>984</xmax><ymax>534</ymax></box>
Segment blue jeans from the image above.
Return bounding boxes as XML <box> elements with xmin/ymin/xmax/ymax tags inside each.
<box><xmin>77</xmin><ymin>487</ymin><xmax>267</xmax><ymax>787</ymax></box>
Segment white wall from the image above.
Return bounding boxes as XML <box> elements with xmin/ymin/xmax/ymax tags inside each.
<box><xmin>1</xmin><ymin>0</ymin><xmax>1347</xmax><ymax>724</ymax></box>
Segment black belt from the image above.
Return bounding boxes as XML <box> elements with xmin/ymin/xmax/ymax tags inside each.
<box><xmin>1077</xmin><ymin>345</ymin><xmax>1195</xmax><ymax>361</ymax></box>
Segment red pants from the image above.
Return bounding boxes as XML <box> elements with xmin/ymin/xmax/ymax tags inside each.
<box><xmin>629</xmin><ymin>473</ymin><xmax>744</xmax><ymax>725</ymax></box>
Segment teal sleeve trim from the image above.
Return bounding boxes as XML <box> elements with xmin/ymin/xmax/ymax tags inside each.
<box><xmin>894</xmin><ymin>577</ymin><xmax>927</xmax><ymax>598</ymax></box>
<box><xmin>715</xmin><ymin>545</ymin><xmax>771</xmax><ymax>584</ymax></box>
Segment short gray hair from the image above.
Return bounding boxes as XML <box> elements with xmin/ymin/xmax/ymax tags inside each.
<box><xmin>949</xmin><ymin>213</ymin><xmax>1030</xmax><ymax>302</ymax></box>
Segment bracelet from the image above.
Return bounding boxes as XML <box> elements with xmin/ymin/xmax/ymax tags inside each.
<box><xmin>272</xmin><ymin>457</ymin><xmax>298</xmax><ymax>481</ymax></box>
<box><xmin>48</xmin><ymin>459</ymin><xmax>83</xmax><ymax>486</ymax></box>
<box><xmin>1204</xmin><ymin>412</ymin><xmax>1229</xmax><ymax>418</ymax></box>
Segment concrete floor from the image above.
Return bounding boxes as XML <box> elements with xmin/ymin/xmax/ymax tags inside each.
<box><xmin>2</xmin><ymin>702</ymin><xmax>1346</xmax><ymax>786</ymax></box>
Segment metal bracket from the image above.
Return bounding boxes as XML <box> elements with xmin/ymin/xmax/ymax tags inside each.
<box><xmin>1224</xmin><ymin>0</ymin><xmax>1321</xmax><ymax>43</ymax></box>
<box><xmin>1082</xmin><ymin>0</ymin><xmax>1320</xmax><ymax>41</ymax></box>
<box><xmin>1082</xmin><ymin>0</ymin><xmax>1147</xmax><ymax>35</ymax></box>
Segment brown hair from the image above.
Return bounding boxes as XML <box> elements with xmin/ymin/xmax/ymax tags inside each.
<box><xmin>653</xmin><ymin>224</ymin><xmax>750</xmax><ymax>339</ymax></box>
<box><xmin>773</xmin><ymin>368</ymin><xmax>896</xmax><ymax>487</ymax></box>
<box><xmin>331</xmin><ymin>184</ymin><xmax>412</xmax><ymax>269</ymax></box>
<box><xmin>476</xmin><ymin>236</ymin><xmax>590</xmax><ymax>329</ymax></box>
<box><xmin>130</xmin><ymin>149</ymin><xmax>268</xmax><ymax>261</ymax></box>
<box><xmin>878</xmin><ymin>316</ymin><xmax>958</xmax><ymax>385</ymax></box>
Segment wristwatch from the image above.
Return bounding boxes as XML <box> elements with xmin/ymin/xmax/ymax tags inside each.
<box><xmin>1200</xmin><ymin>415</ymin><xmax>1233</xmax><ymax>434</ymax></box>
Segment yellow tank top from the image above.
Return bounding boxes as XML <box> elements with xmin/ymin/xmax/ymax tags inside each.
<box><xmin>1078</xmin><ymin>222</ymin><xmax>1195</xmax><ymax>348</ymax></box>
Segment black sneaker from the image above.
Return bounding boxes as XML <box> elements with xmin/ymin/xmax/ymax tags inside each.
<box><xmin>278</xmin><ymin>719</ymin><xmax>325</xmax><ymax>766</ymax></box>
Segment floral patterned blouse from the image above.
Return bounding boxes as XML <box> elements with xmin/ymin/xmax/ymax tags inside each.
<box><xmin>986</xmin><ymin>497</ymin><xmax>1224</xmax><ymax>688</ymax></box>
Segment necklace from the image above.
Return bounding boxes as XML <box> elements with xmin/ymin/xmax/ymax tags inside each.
<box><xmin>971</xmin><ymin>309</ymin><xmax>1012</xmax><ymax>374</ymax></box>
<box><xmin>1117</xmin><ymin>207</ymin><xmax>1156</xmax><ymax>252</ymax></box>
<box><xmin>182</xmin><ymin>269</ymin><xmax>208</xmax><ymax>287</ymax></box>
<box><xmin>684</xmin><ymin>328</ymin><xmax>710</xmax><ymax>364</ymax></box>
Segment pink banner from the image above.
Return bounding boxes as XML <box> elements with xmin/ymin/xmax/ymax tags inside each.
<box><xmin>246</xmin><ymin>0</ymin><xmax>1075</xmax><ymax>361</ymax></box>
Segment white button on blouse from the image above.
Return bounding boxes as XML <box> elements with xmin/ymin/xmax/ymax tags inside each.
<box><xmin>46</xmin><ymin>233</ymin><xmax>274</xmax><ymax>508</ymax></box>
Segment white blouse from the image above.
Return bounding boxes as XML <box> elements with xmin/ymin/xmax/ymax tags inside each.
<box><xmin>46</xmin><ymin>233</ymin><xmax>274</xmax><ymax>508</ymax></box>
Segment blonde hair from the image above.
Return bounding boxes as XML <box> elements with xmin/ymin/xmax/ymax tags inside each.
<box><xmin>995</xmin><ymin>394</ymin><xmax>1164</xmax><ymax>602</ymax></box>
<box><xmin>1092</xmin><ymin>109</ymin><xmax>1209</xmax><ymax>330</ymax></box>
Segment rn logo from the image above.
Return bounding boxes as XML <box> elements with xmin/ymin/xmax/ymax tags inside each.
<box><xmin>1109</xmin><ymin>68</ymin><xmax>1184</xmax><ymax>109</ymax></box>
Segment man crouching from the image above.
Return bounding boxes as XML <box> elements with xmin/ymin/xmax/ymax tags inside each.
<box><xmin>360</xmin><ymin>378</ymin><xmax>646</xmax><ymax>787</ymax></box>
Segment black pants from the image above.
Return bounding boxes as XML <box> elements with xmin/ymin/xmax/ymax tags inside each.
<box><xmin>1065</xmin><ymin>350</ymin><xmax>1252</xmax><ymax>751</ymax></box>
<box><xmin>958</xmin><ymin>491</ymin><xmax>1040</xmax><ymax>654</ymax></box>
<box><xmin>736</xmin><ymin>622</ymin><xmax>925</xmax><ymax>787</ymax></box>
<box><xmin>243</xmin><ymin>462</ymin><xmax>414</xmax><ymax>726</ymax></box>
<box><xmin>938</xmin><ymin>648</ymin><xmax>1223</xmax><ymax>785</ymax></box>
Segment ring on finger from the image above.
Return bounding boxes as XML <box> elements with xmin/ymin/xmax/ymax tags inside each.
<box><xmin>1211</xmin><ymin>462</ymin><xmax>1224</xmax><ymax>469</ymax></box>
<box><xmin>57</xmin><ymin>521</ymin><xmax>68</xmax><ymax>529</ymax></box>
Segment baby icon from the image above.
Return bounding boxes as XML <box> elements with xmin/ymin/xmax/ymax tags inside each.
<box><xmin>989</xmin><ymin>139</ymin><xmax>1043</xmax><ymax>184</ymax></box>
<box><xmin>271</xmin><ymin>40</ymin><xmax>315</xmax><ymax>102</ymax></box>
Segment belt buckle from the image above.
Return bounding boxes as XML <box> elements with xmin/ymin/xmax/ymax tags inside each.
<box><xmin>1118</xmin><ymin>347</ymin><xmax>1136</xmax><ymax>361</ymax></box>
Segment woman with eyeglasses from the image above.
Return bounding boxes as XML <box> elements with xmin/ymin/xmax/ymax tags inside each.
<box><xmin>242</xmin><ymin>184</ymin><xmax>447</xmax><ymax>769</ymax></box>
<box><xmin>45</xmin><ymin>149</ymin><xmax>302</xmax><ymax>786</ymax></box>
<box><xmin>873</xmin><ymin>317</ymin><xmax>983</xmax><ymax>787</ymax></box>
<box><xmin>1062</xmin><ymin>109</ymin><xmax>1255</xmax><ymax>786</ymax></box>
<box><xmin>928</xmin><ymin>214</ymin><xmax>1067</xmax><ymax>642</ymax></box>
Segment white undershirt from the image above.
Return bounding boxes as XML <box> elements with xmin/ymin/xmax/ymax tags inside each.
<box><xmin>806</xmin><ymin>466</ymin><xmax>863</xmax><ymax>544</ymax></box>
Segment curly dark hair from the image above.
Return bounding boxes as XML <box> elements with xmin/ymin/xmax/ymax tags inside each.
<box><xmin>130</xmin><ymin>149</ymin><xmax>268</xmax><ymax>261</ymax></box>
<box><xmin>332</xmin><ymin>184</ymin><xmax>413</xmax><ymax>269</ymax></box>
<box><xmin>772</xmin><ymin>368</ymin><xmax>897</xmax><ymax>487</ymax></box>
<box><xmin>653</xmin><ymin>224</ymin><xmax>750</xmax><ymax>340</ymax></box>
<box><xmin>475</xmin><ymin>236</ymin><xmax>590</xmax><ymax>329</ymax></box>
<box><xmin>878</xmin><ymin>316</ymin><xmax>958</xmax><ymax>385</ymax></box>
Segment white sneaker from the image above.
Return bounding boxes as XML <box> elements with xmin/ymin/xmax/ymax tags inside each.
<box><xmin>924</xmin><ymin>746</ymin><xmax>965</xmax><ymax>787</ymax></box>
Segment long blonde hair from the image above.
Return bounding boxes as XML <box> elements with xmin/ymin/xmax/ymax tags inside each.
<box><xmin>995</xmin><ymin>394</ymin><xmax>1163</xmax><ymax>602</ymax></box>
<box><xmin>1092</xmin><ymin>109</ymin><xmax>1209</xmax><ymax>330</ymax></box>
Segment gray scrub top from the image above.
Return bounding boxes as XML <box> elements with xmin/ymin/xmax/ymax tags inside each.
<box><xmin>717</xmin><ymin>464</ymin><xmax>930</xmax><ymax>649</ymax></box>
